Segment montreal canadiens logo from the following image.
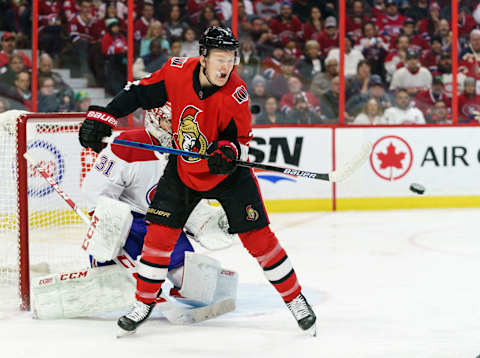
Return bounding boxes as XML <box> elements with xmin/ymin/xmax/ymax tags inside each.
<box><xmin>370</xmin><ymin>135</ymin><xmax>413</xmax><ymax>181</ymax></box>
<box><xmin>146</xmin><ymin>184</ymin><xmax>157</xmax><ymax>205</ymax></box>
<box><xmin>462</xmin><ymin>104</ymin><xmax>480</xmax><ymax>117</ymax></box>
<box><xmin>26</xmin><ymin>140</ymin><xmax>65</xmax><ymax>197</ymax></box>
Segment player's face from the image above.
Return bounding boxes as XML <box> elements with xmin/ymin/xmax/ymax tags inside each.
<box><xmin>159</xmin><ymin>117</ymin><xmax>172</xmax><ymax>133</ymax></box>
<box><xmin>203</xmin><ymin>50</ymin><xmax>236</xmax><ymax>87</ymax></box>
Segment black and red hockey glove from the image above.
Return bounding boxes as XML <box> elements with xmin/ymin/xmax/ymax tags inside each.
<box><xmin>207</xmin><ymin>140</ymin><xmax>239</xmax><ymax>175</ymax></box>
<box><xmin>79</xmin><ymin>106</ymin><xmax>117</xmax><ymax>153</ymax></box>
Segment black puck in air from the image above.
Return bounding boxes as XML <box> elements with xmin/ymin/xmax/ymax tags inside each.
<box><xmin>409</xmin><ymin>183</ymin><xmax>425</xmax><ymax>195</ymax></box>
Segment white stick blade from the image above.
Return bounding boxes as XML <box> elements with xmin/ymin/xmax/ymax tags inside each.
<box><xmin>329</xmin><ymin>141</ymin><xmax>372</xmax><ymax>182</ymax></box>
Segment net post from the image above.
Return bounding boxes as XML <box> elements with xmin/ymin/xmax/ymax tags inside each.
<box><xmin>17</xmin><ymin>114</ymin><xmax>30</xmax><ymax>311</ymax></box>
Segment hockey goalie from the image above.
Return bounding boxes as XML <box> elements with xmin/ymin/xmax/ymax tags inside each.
<box><xmin>31</xmin><ymin>103</ymin><xmax>238</xmax><ymax>322</ymax></box>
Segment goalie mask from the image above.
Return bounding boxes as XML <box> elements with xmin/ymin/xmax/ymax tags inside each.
<box><xmin>145</xmin><ymin>101</ymin><xmax>173</xmax><ymax>147</ymax></box>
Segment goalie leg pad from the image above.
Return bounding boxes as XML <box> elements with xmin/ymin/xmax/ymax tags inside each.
<box><xmin>32</xmin><ymin>265</ymin><xmax>135</xmax><ymax>319</ymax></box>
<box><xmin>178</xmin><ymin>252</ymin><xmax>221</xmax><ymax>306</ymax></box>
<box><xmin>177</xmin><ymin>252</ymin><xmax>238</xmax><ymax>307</ymax></box>
<box><xmin>82</xmin><ymin>196</ymin><xmax>133</xmax><ymax>263</ymax></box>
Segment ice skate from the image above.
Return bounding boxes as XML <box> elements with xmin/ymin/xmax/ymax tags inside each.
<box><xmin>286</xmin><ymin>293</ymin><xmax>317</xmax><ymax>336</ymax></box>
<box><xmin>117</xmin><ymin>300</ymin><xmax>156</xmax><ymax>338</ymax></box>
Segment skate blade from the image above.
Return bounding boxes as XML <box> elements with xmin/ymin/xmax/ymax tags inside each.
<box><xmin>116</xmin><ymin>328</ymin><xmax>136</xmax><ymax>339</ymax></box>
<box><xmin>304</xmin><ymin>322</ymin><xmax>317</xmax><ymax>337</ymax></box>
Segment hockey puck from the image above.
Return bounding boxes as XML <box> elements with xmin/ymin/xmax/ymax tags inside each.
<box><xmin>409</xmin><ymin>183</ymin><xmax>425</xmax><ymax>195</ymax></box>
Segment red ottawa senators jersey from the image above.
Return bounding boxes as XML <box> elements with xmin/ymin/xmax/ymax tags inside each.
<box><xmin>106</xmin><ymin>57</ymin><xmax>252</xmax><ymax>191</ymax></box>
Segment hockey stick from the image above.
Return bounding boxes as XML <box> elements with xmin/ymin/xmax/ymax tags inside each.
<box><xmin>103</xmin><ymin>137</ymin><xmax>372</xmax><ymax>183</ymax></box>
<box><xmin>23</xmin><ymin>152</ymin><xmax>138</xmax><ymax>282</ymax></box>
<box><xmin>23</xmin><ymin>152</ymin><xmax>235</xmax><ymax>324</ymax></box>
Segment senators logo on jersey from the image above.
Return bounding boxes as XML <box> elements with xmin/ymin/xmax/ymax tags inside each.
<box><xmin>245</xmin><ymin>205</ymin><xmax>259</xmax><ymax>221</ymax></box>
<box><xmin>174</xmin><ymin>105</ymin><xmax>208</xmax><ymax>163</ymax></box>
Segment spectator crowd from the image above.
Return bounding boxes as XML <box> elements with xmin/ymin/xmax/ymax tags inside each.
<box><xmin>0</xmin><ymin>0</ymin><xmax>480</xmax><ymax>125</ymax></box>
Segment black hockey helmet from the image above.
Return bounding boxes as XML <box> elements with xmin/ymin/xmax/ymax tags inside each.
<box><xmin>199</xmin><ymin>26</ymin><xmax>240</xmax><ymax>64</ymax></box>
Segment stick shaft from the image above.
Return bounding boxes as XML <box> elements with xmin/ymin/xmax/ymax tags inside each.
<box><xmin>24</xmin><ymin>153</ymin><xmax>91</xmax><ymax>223</ymax></box>
<box><xmin>106</xmin><ymin>138</ymin><xmax>330</xmax><ymax>181</ymax></box>
<box><xmin>23</xmin><ymin>152</ymin><xmax>137</xmax><ymax>281</ymax></box>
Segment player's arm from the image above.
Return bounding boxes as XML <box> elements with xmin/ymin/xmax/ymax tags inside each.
<box><xmin>79</xmin><ymin>64</ymin><xmax>170</xmax><ymax>153</ymax></box>
<box><xmin>207</xmin><ymin>88</ymin><xmax>253</xmax><ymax>175</ymax></box>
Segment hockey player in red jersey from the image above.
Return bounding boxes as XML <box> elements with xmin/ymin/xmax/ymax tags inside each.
<box><xmin>78</xmin><ymin>26</ymin><xmax>316</xmax><ymax>336</ymax></box>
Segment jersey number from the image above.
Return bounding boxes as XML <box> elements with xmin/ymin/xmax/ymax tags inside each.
<box><xmin>95</xmin><ymin>155</ymin><xmax>115</xmax><ymax>176</ymax></box>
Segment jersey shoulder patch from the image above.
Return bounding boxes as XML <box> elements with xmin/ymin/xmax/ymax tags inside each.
<box><xmin>170</xmin><ymin>57</ymin><xmax>188</xmax><ymax>68</ymax></box>
<box><xmin>232</xmin><ymin>84</ymin><xmax>248</xmax><ymax>104</ymax></box>
<box><xmin>225</xmin><ymin>72</ymin><xmax>249</xmax><ymax>105</ymax></box>
<box><xmin>111</xmin><ymin>129</ymin><xmax>159</xmax><ymax>163</ymax></box>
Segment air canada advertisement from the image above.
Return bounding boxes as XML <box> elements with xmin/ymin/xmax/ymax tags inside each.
<box><xmin>336</xmin><ymin>127</ymin><xmax>480</xmax><ymax>198</ymax></box>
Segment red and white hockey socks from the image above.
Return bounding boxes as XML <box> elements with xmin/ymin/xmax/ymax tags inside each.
<box><xmin>238</xmin><ymin>226</ymin><xmax>302</xmax><ymax>302</ymax></box>
<box><xmin>135</xmin><ymin>224</ymin><xmax>181</xmax><ymax>303</ymax></box>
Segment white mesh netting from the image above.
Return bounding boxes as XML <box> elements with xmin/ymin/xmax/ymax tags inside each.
<box><xmin>0</xmin><ymin>111</ymin><xmax>96</xmax><ymax>312</ymax></box>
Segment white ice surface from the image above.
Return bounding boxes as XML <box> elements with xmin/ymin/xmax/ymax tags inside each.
<box><xmin>2</xmin><ymin>209</ymin><xmax>480</xmax><ymax>358</ymax></box>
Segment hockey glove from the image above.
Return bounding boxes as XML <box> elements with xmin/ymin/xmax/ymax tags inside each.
<box><xmin>79</xmin><ymin>106</ymin><xmax>117</xmax><ymax>153</ymax></box>
<box><xmin>207</xmin><ymin>140</ymin><xmax>239</xmax><ymax>175</ymax></box>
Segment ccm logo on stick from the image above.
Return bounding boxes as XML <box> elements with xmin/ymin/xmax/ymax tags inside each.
<box><xmin>82</xmin><ymin>215</ymin><xmax>100</xmax><ymax>250</ymax></box>
<box><xmin>60</xmin><ymin>271</ymin><xmax>88</xmax><ymax>281</ymax></box>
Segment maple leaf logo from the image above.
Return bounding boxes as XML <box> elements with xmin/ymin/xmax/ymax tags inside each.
<box><xmin>370</xmin><ymin>136</ymin><xmax>413</xmax><ymax>181</ymax></box>
<box><xmin>376</xmin><ymin>142</ymin><xmax>406</xmax><ymax>180</ymax></box>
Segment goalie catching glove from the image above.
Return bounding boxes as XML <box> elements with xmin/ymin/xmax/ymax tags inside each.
<box><xmin>207</xmin><ymin>140</ymin><xmax>240</xmax><ymax>175</ymax></box>
<box><xmin>79</xmin><ymin>106</ymin><xmax>118</xmax><ymax>153</ymax></box>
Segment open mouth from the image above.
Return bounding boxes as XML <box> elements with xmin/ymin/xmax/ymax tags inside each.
<box><xmin>217</xmin><ymin>71</ymin><xmax>227</xmax><ymax>79</ymax></box>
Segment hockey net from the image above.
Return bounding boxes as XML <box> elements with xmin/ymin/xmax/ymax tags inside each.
<box><xmin>0</xmin><ymin>111</ymin><xmax>97</xmax><ymax>312</ymax></box>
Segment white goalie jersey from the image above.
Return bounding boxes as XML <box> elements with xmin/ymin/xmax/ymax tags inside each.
<box><xmin>82</xmin><ymin>129</ymin><xmax>168</xmax><ymax>214</ymax></box>
<box><xmin>82</xmin><ymin>127</ymin><xmax>236</xmax><ymax>251</ymax></box>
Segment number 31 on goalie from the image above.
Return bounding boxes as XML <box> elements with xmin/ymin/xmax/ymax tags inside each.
<box><xmin>95</xmin><ymin>155</ymin><xmax>115</xmax><ymax>176</ymax></box>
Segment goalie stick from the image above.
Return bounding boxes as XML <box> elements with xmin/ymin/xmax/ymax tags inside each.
<box><xmin>103</xmin><ymin>137</ymin><xmax>372</xmax><ymax>183</ymax></box>
<box><xmin>23</xmin><ymin>152</ymin><xmax>235</xmax><ymax>325</ymax></box>
<box><xmin>23</xmin><ymin>152</ymin><xmax>137</xmax><ymax>281</ymax></box>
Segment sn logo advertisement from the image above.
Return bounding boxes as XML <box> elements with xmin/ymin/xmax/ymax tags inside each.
<box><xmin>248</xmin><ymin>136</ymin><xmax>304</xmax><ymax>184</ymax></box>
